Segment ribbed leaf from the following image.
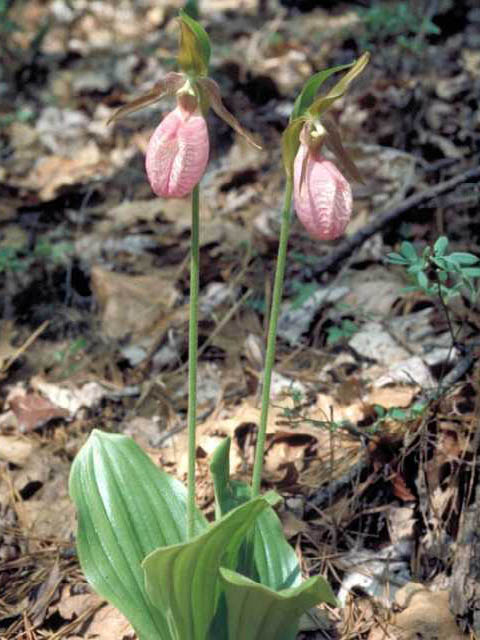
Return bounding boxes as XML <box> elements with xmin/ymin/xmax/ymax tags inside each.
<box><xmin>143</xmin><ymin>497</ymin><xmax>270</xmax><ymax>640</ymax></box>
<box><xmin>210</xmin><ymin>437</ymin><xmax>300</xmax><ymax>590</ymax></box>
<box><xmin>282</xmin><ymin>117</ymin><xmax>305</xmax><ymax>178</ymax></box>
<box><xmin>220</xmin><ymin>568</ymin><xmax>338</xmax><ymax>640</ymax></box>
<box><xmin>254</xmin><ymin>506</ymin><xmax>301</xmax><ymax>589</ymax></box>
<box><xmin>69</xmin><ymin>430</ymin><xmax>207</xmax><ymax>640</ymax></box>
<box><xmin>178</xmin><ymin>9</ymin><xmax>211</xmax><ymax>76</ymax></box>
<box><xmin>291</xmin><ymin>62</ymin><xmax>353</xmax><ymax>120</ymax></box>
<box><xmin>309</xmin><ymin>52</ymin><xmax>370</xmax><ymax>118</ymax></box>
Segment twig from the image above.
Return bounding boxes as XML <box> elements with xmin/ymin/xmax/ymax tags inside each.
<box><xmin>0</xmin><ymin>320</ymin><xmax>49</xmax><ymax>375</ymax></box>
<box><xmin>313</xmin><ymin>164</ymin><xmax>480</xmax><ymax>275</ymax></box>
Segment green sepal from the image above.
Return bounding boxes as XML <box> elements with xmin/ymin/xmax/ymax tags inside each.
<box><xmin>282</xmin><ymin>117</ymin><xmax>305</xmax><ymax>179</ymax></box>
<box><xmin>219</xmin><ymin>568</ymin><xmax>338</xmax><ymax>640</ymax></box>
<box><xmin>178</xmin><ymin>9</ymin><xmax>211</xmax><ymax>76</ymax></box>
<box><xmin>69</xmin><ymin>430</ymin><xmax>208</xmax><ymax>640</ymax></box>
<box><xmin>210</xmin><ymin>437</ymin><xmax>301</xmax><ymax>590</ymax></box>
<box><xmin>142</xmin><ymin>497</ymin><xmax>271</xmax><ymax>640</ymax></box>
<box><xmin>309</xmin><ymin>52</ymin><xmax>370</xmax><ymax>118</ymax></box>
<box><xmin>291</xmin><ymin>62</ymin><xmax>354</xmax><ymax>121</ymax></box>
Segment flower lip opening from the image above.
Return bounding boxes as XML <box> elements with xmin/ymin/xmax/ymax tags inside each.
<box><xmin>177</xmin><ymin>92</ymin><xmax>199</xmax><ymax>118</ymax></box>
<box><xmin>300</xmin><ymin>120</ymin><xmax>327</xmax><ymax>153</ymax></box>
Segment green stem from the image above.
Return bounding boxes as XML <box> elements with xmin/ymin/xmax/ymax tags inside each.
<box><xmin>187</xmin><ymin>184</ymin><xmax>200</xmax><ymax>539</ymax></box>
<box><xmin>252</xmin><ymin>177</ymin><xmax>293</xmax><ymax>497</ymax></box>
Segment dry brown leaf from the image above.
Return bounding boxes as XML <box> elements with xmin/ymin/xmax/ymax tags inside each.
<box><xmin>91</xmin><ymin>266</ymin><xmax>179</xmax><ymax>339</ymax></box>
<box><xmin>391</xmin><ymin>471</ymin><xmax>416</xmax><ymax>502</ymax></box>
<box><xmin>31</xmin><ymin>376</ymin><xmax>107</xmax><ymax>415</ymax></box>
<box><xmin>17</xmin><ymin>496</ymin><xmax>75</xmax><ymax>541</ymax></box>
<box><xmin>25</xmin><ymin>142</ymin><xmax>106</xmax><ymax>200</ymax></box>
<box><xmin>392</xmin><ymin>585</ymin><xmax>468</xmax><ymax>640</ymax></box>
<box><xmin>56</xmin><ymin>588</ymin><xmax>101</xmax><ymax>621</ymax></box>
<box><xmin>367</xmin><ymin>387</ymin><xmax>417</xmax><ymax>410</ymax></box>
<box><xmin>82</xmin><ymin>603</ymin><xmax>134</xmax><ymax>640</ymax></box>
<box><xmin>0</xmin><ymin>435</ymin><xmax>33</xmax><ymax>465</ymax></box>
<box><xmin>29</xmin><ymin>561</ymin><xmax>62</xmax><ymax>626</ymax></box>
<box><xmin>9</xmin><ymin>392</ymin><xmax>69</xmax><ymax>432</ymax></box>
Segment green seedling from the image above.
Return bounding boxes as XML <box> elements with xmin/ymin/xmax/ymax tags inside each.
<box><xmin>326</xmin><ymin>319</ymin><xmax>359</xmax><ymax>345</ymax></box>
<box><xmin>387</xmin><ymin>236</ymin><xmax>480</xmax><ymax>302</ymax></box>
<box><xmin>357</xmin><ymin>1</ymin><xmax>440</xmax><ymax>54</ymax></box>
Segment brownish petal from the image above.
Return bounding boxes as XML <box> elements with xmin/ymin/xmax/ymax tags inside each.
<box><xmin>198</xmin><ymin>77</ymin><xmax>262</xmax><ymax>150</ymax></box>
<box><xmin>322</xmin><ymin>117</ymin><xmax>364</xmax><ymax>184</ymax></box>
<box><xmin>107</xmin><ymin>72</ymin><xmax>185</xmax><ymax>124</ymax></box>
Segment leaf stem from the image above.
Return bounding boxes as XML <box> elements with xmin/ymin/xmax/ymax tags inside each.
<box><xmin>187</xmin><ymin>184</ymin><xmax>200</xmax><ymax>539</ymax></box>
<box><xmin>252</xmin><ymin>178</ymin><xmax>293</xmax><ymax>497</ymax></box>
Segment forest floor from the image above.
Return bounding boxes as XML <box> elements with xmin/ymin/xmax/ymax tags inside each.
<box><xmin>0</xmin><ymin>0</ymin><xmax>479</xmax><ymax>638</ymax></box>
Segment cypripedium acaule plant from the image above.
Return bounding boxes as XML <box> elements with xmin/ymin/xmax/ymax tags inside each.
<box><xmin>69</xmin><ymin>12</ymin><xmax>337</xmax><ymax>640</ymax></box>
<box><xmin>251</xmin><ymin>52</ymin><xmax>370</xmax><ymax>499</ymax></box>
<box><xmin>109</xmin><ymin>10</ymin><xmax>260</xmax><ymax>541</ymax></box>
<box><xmin>108</xmin><ymin>10</ymin><xmax>260</xmax><ymax>199</ymax></box>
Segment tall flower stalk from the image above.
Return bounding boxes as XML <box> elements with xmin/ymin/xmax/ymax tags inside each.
<box><xmin>187</xmin><ymin>184</ymin><xmax>200</xmax><ymax>537</ymax></box>
<box><xmin>251</xmin><ymin>178</ymin><xmax>293</xmax><ymax>496</ymax></box>
<box><xmin>109</xmin><ymin>10</ymin><xmax>259</xmax><ymax>538</ymax></box>
<box><xmin>252</xmin><ymin>53</ymin><xmax>369</xmax><ymax>497</ymax></box>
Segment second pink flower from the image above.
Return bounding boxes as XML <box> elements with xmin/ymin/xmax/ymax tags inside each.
<box><xmin>293</xmin><ymin>143</ymin><xmax>352</xmax><ymax>241</ymax></box>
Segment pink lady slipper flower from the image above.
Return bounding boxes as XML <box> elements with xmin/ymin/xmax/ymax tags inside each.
<box><xmin>145</xmin><ymin>95</ymin><xmax>209</xmax><ymax>199</ymax></box>
<box><xmin>293</xmin><ymin>134</ymin><xmax>352</xmax><ymax>241</ymax></box>
<box><xmin>108</xmin><ymin>12</ymin><xmax>260</xmax><ymax>199</ymax></box>
<box><xmin>283</xmin><ymin>52</ymin><xmax>370</xmax><ymax>240</ymax></box>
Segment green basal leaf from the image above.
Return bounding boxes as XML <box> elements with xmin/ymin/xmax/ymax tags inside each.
<box><xmin>433</xmin><ymin>236</ymin><xmax>448</xmax><ymax>256</ymax></box>
<box><xmin>69</xmin><ymin>430</ymin><xmax>207</xmax><ymax>640</ymax></box>
<box><xmin>438</xmin><ymin>270</ymin><xmax>448</xmax><ymax>282</ymax></box>
<box><xmin>389</xmin><ymin>408</ymin><xmax>407</xmax><ymax>420</ymax></box>
<box><xmin>400</xmin><ymin>241</ymin><xmax>417</xmax><ymax>262</ymax></box>
<box><xmin>431</xmin><ymin>256</ymin><xmax>449</xmax><ymax>271</ymax></box>
<box><xmin>386</xmin><ymin>252</ymin><xmax>408</xmax><ymax>265</ymax></box>
<box><xmin>210</xmin><ymin>438</ymin><xmax>301</xmax><ymax>590</ymax></box>
<box><xmin>219</xmin><ymin>567</ymin><xmax>337</xmax><ymax>640</ymax></box>
<box><xmin>447</xmin><ymin>252</ymin><xmax>479</xmax><ymax>266</ymax></box>
<box><xmin>461</xmin><ymin>267</ymin><xmax>480</xmax><ymax>278</ymax></box>
<box><xmin>254</xmin><ymin>502</ymin><xmax>301</xmax><ymax>589</ymax></box>
<box><xmin>210</xmin><ymin>437</ymin><xmax>249</xmax><ymax>519</ymax></box>
<box><xmin>416</xmin><ymin>271</ymin><xmax>429</xmax><ymax>289</ymax></box>
<box><xmin>282</xmin><ymin>117</ymin><xmax>306</xmax><ymax>178</ymax></box>
<box><xmin>178</xmin><ymin>9</ymin><xmax>211</xmax><ymax>76</ymax></box>
<box><xmin>291</xmin><ymin>62</ymin><xmax>354</xmax><ymax>121</ymax></box>
<box><xmin>407</xmin><ymin>262</ymin><xmax>423</xmax><ymax>274</ymax></box>
<box><xmin>143</xmin><ymin>497</ymin><xmax>270</xmax><ymax>640</ymax></box>
<box><xmin>309</xmin><ymin>52</ymin><xmax>370</xmax><ymax>118</ymax></box>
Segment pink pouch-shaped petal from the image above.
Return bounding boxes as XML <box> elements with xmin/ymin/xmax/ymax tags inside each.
<box><xmin>293</xmin><ymin>144</ymin><xmax>352</xmax><ymax>241</ymax></box>
<box><xmin>145</xmin><ymin>106</ymin><xmax>209</xmax><ymax>198</ymax></box>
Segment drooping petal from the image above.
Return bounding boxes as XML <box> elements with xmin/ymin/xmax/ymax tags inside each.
<box><xmin>293</xmin><ymin>144</ymin><xmax>352</xmax><ymax>241</ymax></box>
<box><xmin>198</xmin><ymin>77</ymin><xmax>261</xmax><ymax>150</ymax></box>
<box><xmin>107</xmin><ymin>72</ymin><xmax>185</xmax><ymax>125</ymax></box>
<box><xmin>145</xmin><ymin>106</ymin><xmax>209</xmax><ymax>198</ymax></box>
<box><xmin>322</xmin><ymin>116</ymin><xmax>363</xmax><ymax>184</ymax></box>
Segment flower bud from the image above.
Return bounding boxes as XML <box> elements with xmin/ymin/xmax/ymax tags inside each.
<box><xmin>145</xmin><ymin>104</ymin><xmax>209</xmax><ymax>198</ymax></box>
<box><xmin>293</xmin><ymin>143</ymin><xmax>352</xmax><ymax>241</ymax></box>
